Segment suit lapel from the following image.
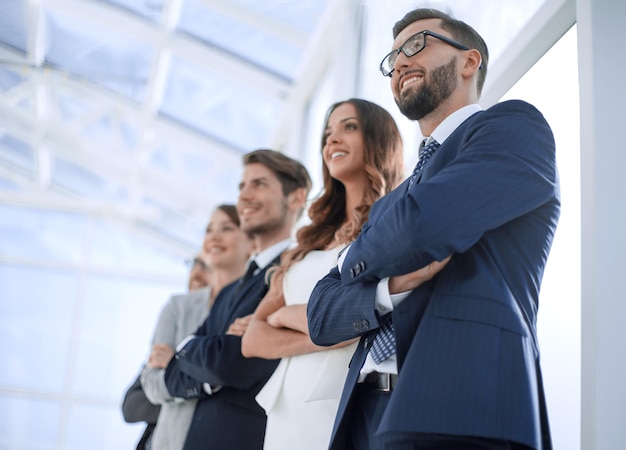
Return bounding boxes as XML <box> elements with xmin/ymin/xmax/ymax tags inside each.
<box><xmin>222</xmin><ymin>254</ymin><xmax>282</xmax><ymax>327</ymax></box>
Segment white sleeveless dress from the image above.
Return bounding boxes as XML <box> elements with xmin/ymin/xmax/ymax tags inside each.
<box><xmin>256</xmin><ymin>248</ymin><xmax>358</xmax><ymax>450</ymax></box>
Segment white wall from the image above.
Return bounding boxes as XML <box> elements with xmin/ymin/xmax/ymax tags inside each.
<box><xmin>578</xmin><ymin>0</ymin><xmax>626</xmax><ymax>447</ymax></box>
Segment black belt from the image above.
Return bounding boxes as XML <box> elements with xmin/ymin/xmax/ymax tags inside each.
<box><xmin>362</xmin><ymin>372</ymin><xmax>398</xmax><ymax>392</ymax></box>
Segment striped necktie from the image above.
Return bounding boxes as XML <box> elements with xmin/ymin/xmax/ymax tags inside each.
<box><xmin>369</xmin><ymin>313</ymin><xmax>396</xmax><ymax>364</ymax></box>
<box><xmin>370</xmin><ymin>140</ymin><xmax>441</xmax><ymax>364</ymax></box>
<box><xmin>407</xmin><ymin>139</ymin><xmax>440</xmax><ymax>190</ymax></box>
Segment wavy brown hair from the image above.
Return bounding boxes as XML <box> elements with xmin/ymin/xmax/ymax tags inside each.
<box><xmin>280</xmin><ymin>98</ymin><xmax>404</xmax><ymax>270</ymax></box>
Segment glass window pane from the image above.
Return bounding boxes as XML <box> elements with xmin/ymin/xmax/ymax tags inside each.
<box><xmin>44</xmin><ymin>9</ymin><xmax>155</xmax><ymax>103</ymax></box>
<box><xmin>160</xmin><ymin>56</ymin><xmax>281</xmax><ymax>151</ymax></box>
<box><xmin>179</xmin><ymin>0</ymin><xmax>302</xmax><ymax>80</ymax></box>
<box><xmin>0</xmin><ymin>396</ymin><xmax>61</xmax><ymax>449</ymax></box>
<box><xmin>232</xmin><ymin>0</ymin><xmax>328</xmax><ymax>34</ymax></box>
<box><xmin>0</xmin><ymin>67</ymin><xmax>23</xmax><ymax>93</ymax></box>
<box><xmin>0</xmin><ymin>265</ymin><xmax>78</xmax><ymax>392</ymax></box>
<box><xmin>0</xmin><ymin>1</ymin><xmax>28</xmax><ymax>52</ymax></box>
<box><xmin>0</xmin><ymin>134</ymin><xmax>35</xmax><ymax>176</ymax></box>
<box><xmin>101</xmin><ymin>0</ymin><xmax>164</xmax><ymax>23</ymax></box>
<box><xmin>65</xmin><ymin>403</ymin><xmax>143</xmax><ymax>450</ymax></box>
<box><xmin>0</xmin><ymin>176</ymin><xmax>21</xmax><ymax>191</ymax></box>
<box><xmin>51</xmin><ymin>155</ymin><xmax>108</xmax><ymax>198</ymax></box>
<box><xmin>88</xmin><ymin>219</ymin><xmax>189</xmax><ymax>278</ymax></box>
<box><xmin>49</xmin><ymin>154</ymin><xmax>129</xmax><ymax>203</ymax></box>
<box><xmin>72</xmin><ymin>275</ymin><xmax>181</xmax><ymax>399</ymax></box>
<box><xmin>182</xmin><ymin>152</ymin><xmax>214</xmax><ymax>180</ymax></box>
<box><xmin>57</xmin><ymin>91</ymin><xmax>91</xmax><ymax>122</ymax></box>
<box><xmin>0</xmin><ymin>205</ymin><xmax>88</xmax><ymax>263</ymax></box>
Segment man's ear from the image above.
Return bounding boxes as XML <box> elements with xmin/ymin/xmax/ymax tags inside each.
<box><xmin>462</xmin><ymin>48</ymin><xmax>482</xmax><ymax>78</ymax></box>
<box><xmin>288</xmin><ymin>187</ymin><xmax>307</xmax><ymax>212</ymax></box>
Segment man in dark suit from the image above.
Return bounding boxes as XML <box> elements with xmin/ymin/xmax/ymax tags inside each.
<box><xmin>308</xmin><ymin>8</ymin><xmax>559</xmax><ymax>450</ymax></box>
<box><xmin>165</xmin><ymin>149</ymin><xmax>311</xmax><ymax>450</ymax></box>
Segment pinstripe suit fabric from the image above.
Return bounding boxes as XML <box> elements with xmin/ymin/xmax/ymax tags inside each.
<box><xmin>308</xmin><ymin>100</ymin><xmax>559</xmax><ymax>450</ymax></box>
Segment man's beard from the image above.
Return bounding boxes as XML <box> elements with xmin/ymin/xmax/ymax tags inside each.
<box><xmin>395</xmin><ymin>56</ymin><xmax>458</xmax><ymax>121</ymax></box>
<box><xmin>241</xmin><ymin>200</ymin><xmax>289</xmax><ymax>237</ymax></box>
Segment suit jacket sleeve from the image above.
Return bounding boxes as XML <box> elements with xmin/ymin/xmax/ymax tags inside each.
<box><xmin>341</xmin><ymin>100</ymin><xmax>558</xmax><ymax>285</ymax></box>
<box><xmin>140</xmin><ymin>295</ymin><xmax>180</xmax><ymax>404</ymax></box>
<box><xmin>121</xmin><ymin>370</ymin><xmax>161</xmax><ymax>423</ymax></box>
<box><xmin>164</xmin><ymin>281</ymin><xmax>279</xmax><ymax>398</ymax></box>
<box><xmin>308</xmin><ymin>266</ymin><xmax>380</xmax><ymax>346</ymax></box>
<box><xmin>140</xmin><ymin>366</ymin><xmax>171</xmax><ymax>405</ymax></box>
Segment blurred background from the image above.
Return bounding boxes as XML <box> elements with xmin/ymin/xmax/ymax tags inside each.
<box><xmin>0</xmin><ymin>0</ymin><xmax>615</xmax><ymax>448</ymax></box>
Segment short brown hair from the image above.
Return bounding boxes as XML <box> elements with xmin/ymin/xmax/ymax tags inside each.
<box><xmin>243</xmin><ymin>149</ymin><xmax>312</xmax><ymax>198</ymax></box>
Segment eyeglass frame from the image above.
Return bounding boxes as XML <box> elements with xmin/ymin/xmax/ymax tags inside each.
<box><xmin>379</xmin><ymin>30</ymin><xmax>470</xmax><ymax>77</ymax></box>
<box><xmin>185</xmin><ymin>257</ymin><xmax>210</xmax><ymax>272</ymax></box>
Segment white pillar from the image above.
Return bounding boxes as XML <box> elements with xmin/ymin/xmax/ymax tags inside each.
<box><xmin>578</xmin><ymin>0</ymin><xmax>626</xmax><ymax>447</ymax></box>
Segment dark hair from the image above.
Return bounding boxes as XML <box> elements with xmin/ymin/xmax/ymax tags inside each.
<box><xmin>393</xmin><ymin>8</ymin><xmax>489</xmax><ymax>97</ymax></box>
<box><xmin>243</xmin><ymin>149</ymin><xmax>312</xmax><ymax>198</ymax></box>
<box><xmin>215</xmin><ymin>204</ymin><xmax>240</xmax><ymax>226</ymax></box>
<box><xmin>284</xmin><ymin>98</ymin><xmax>404</xmax><ymax>265</ymax></box>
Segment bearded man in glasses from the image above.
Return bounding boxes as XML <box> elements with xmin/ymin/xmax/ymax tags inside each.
<box><xmin>308</xmin><ymin>8</ymin><xmax>559</xmax><ymax>450</ymax></box>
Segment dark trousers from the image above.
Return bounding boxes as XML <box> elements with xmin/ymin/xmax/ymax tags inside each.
<box><xmin>136</xmin><ymin>423</ymin><xmax>155</xmax><ymax>450</ymax></box>
<box><xmin>348</xmin><ymin>383</ymin><xmax>534</xmax><ymax>450</ymax></box>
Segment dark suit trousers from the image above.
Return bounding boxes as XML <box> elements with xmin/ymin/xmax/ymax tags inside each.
<box><xmin>349</xmin><ymin>384</ymin><xmax>534</xmax><ymax>450</ymax></box>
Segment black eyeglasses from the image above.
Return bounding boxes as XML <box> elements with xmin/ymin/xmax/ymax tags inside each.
<box><xmin>379</xmin><ymin>30</ymin><xmax>470</xmax><ymax>77</ymax></box>
<box><xmin>185</xmin><ymin>257</ymin><xmax>210</xmax><ymax>272</ymax></box>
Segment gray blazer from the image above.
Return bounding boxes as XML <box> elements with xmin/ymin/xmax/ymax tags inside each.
<box><xmin>140</xmin><ymin>287</ymin><xmax>210</xmax><ymax>450</ymax></box>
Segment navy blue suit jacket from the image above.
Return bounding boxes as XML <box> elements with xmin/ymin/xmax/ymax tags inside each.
<box><xmin>165</xmin><ymin>258</ymin><xmax>281</xmax><ymax>450</ymax></box>
<box><xmin>308</xmin><ymin>100</ymin><xmax>560</xmax><ymax>449</ymax></box>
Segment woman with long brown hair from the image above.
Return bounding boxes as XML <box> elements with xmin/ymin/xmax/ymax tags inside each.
<box><xmin>241</xmin><ymin>98</ymin><xmax>404</xmax><ymax>449</ymax></box>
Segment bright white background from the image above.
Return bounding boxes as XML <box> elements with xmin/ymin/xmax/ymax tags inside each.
<box><xmin>503</xmin><ymin>27</ymin><xmax>581</xmax><ymax>450</ymax></box>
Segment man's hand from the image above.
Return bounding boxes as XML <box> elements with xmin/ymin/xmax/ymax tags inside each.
<box><xmin>148</xmin><ymin>343</ymin><xmax>175</xmax><ymax>369</ymax></box>
<box><xmin>226</xmin><ymin>314</ymin><xmax>253</xmax><ymax>336</ymax></box>
<box><xmin>389</xmin><ymin>256</ymin><xmax>452</xmax><ymax>294</ymax></box>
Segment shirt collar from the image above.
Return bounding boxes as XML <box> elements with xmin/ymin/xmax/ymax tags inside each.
<box><xmin>426</xmin><ymin>103</ymin><xmax>483</xmax><ymax>146</ymax></box>
<box><xmin>252</xmin><ymin>238</ymin><xmax>293</xmax><ymax>269</ymax></box>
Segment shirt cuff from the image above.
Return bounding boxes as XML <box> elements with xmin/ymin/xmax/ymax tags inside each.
<box><xmin>375</xmin><ymin>278</ymin><xmax>393</xmax><ymax>314</ymax></box>
<box><xmin>176</xmin><ymin>334</ymin><xmax>196</xmax><ymax>351</ymax></box>
<box><xmin>375</xmin><ymin>278</ymin><xmax>412</xmax><ymax>313</ymax></box>
<box><xmin>337</xmin><ymin>244</ymin><xmax>351</xmax><ymax>274</ymax></box>
<box><xmin>203</xmin><ymin>383</ymin><xmax>222</xmax><ymax>395</ymax></box>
